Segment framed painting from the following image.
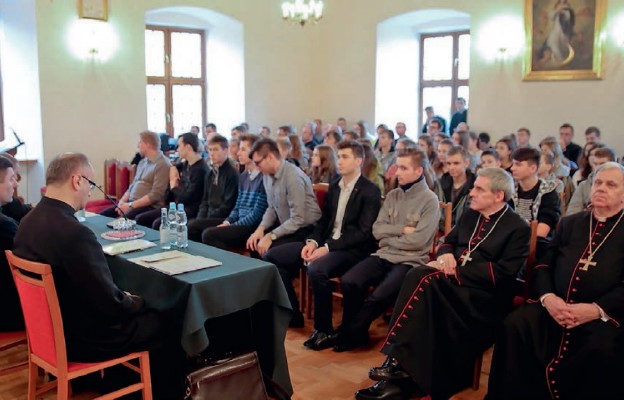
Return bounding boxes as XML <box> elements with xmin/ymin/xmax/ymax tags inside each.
<box><xmin>523</xmin><ymin>0</ymin><xmax>605</xmax><ymax>80</ymax></box>
<box><xmin>78</xmin><ymin>0</ymin><xmax>108</xmax><ymax>21</ymax></box>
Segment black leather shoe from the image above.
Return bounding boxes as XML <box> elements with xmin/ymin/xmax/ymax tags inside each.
<box><xmin>369</xmin><ymin>357</ymin><xmax>410</xmax><ymax>381</ymax></box>
<box><xmin>289</xmin><ymin>311</ymin><xmax>304</xmax><ymax>328</ymax></box>
<box><xmin>332</xmin><ymin>332</ymin><xmax>370</xmax><ymax>352</ymax></box>
<box><xmin>304</xmin><ymin>330</ymin><xmax>337</xmax><ymax>351</ymax></box>
<box><xmin>354</xmin><ymin>380</ymin><xmax>408</xmax><ymax>400</ymax></box>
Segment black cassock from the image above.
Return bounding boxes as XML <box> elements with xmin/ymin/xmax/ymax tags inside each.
<box><xmin>381</xmin><ymin>205</ymin><xmax>530</xmax><ymax>400</ymax></box>
<box><xmin>487</xmin><ymin>210</ymin><xmax>624</xmax><ymax>400</ymax></box>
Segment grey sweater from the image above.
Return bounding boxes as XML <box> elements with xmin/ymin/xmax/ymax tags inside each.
<box><xmin>372</xmin><ymin>178</ymin><xmax>440</xmax><ymax>266</ymax></box>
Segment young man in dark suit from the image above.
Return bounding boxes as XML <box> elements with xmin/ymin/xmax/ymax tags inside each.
<box><xmin>264</xmin><ymin>140</ymin><xmax>382</xmax><ymax>336</ymax></box>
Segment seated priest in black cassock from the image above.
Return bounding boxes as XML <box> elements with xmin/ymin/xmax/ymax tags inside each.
<box><xmin>13</xmin><ymin>153</ymin><xmax>185</xmax><ymax>399</ymax></box>
<box><xmin>487</xmin><ymin>162</ymin><xmax>624</xmax><ymax>400</ymax></box>
<box><xmin>355</xmin><ymin>167</ymin><xmax>530</xmax><ymax>400</ymax></box>
<box><xmin>0</xmin><ymin>157</ymin><xmax>24</xmax><ymax>332</ymax></box>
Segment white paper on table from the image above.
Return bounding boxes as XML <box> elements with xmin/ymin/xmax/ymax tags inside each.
<box><xmin>102</xmin><ymin>239</ymin><xmax>156</xmax><ymax>255</ymax></box>
<box><xmin>129</xmin><ymin>251</ymin><xmax>222</xmax><ymax>275</ymax></box>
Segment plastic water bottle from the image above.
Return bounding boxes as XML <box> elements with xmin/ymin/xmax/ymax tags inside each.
<box><xmin>159</xmin><ymin>208</ymin><xmax>170</xmax><ymax>250</ymax></box>
<box><xmin>176</xmin><ymin>203</ymin><xmax>188</xmax><ymax>248</ymax></box>
<box><xmin>167</xmin><ymin>202</ymin><xmax>178</xmax><ymax>248</ymax></box>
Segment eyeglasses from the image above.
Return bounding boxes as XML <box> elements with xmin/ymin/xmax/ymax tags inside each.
<box><xmin>81</xmin><ymin>175</ymin><xmax>96</xmax><ymax>191</ymax></box>
<box><xmin>253</xmin><ymin>155</ymin><xmax>267</xmax><ymax>166</ymax></box>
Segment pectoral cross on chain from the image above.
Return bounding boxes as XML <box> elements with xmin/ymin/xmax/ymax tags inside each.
<box><xmin>460</xmin><ymin>252</ymin><xmax>472</xmax><ymax>267</ymax></box>
<box><xmin>579</xmin><ymin>255</ymin><xmax>597</xmax><ymax>271</ymax></box>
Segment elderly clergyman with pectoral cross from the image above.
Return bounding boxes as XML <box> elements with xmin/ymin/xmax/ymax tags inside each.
<box><xmin>486</xmin><ymin>161</ymin><xmax>624</xmax><ymax>400</ymax></box>
<box><xmin>355</xmin><ymin>167</ymin><xmax>530</xmax><ymax>400</ymax></box>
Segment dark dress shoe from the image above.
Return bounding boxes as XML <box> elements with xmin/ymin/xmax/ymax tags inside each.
<box><xmin>369</xmin><ymin>356</ymin><xmax>410</xmax><ymax>381</ymax></box>
<box><xmin>332</xmin><ymin>332</ymin><xmax>370</xmax><ymax>352</ymax></box>
<box><xmin>289</xmin><ymin>311</ymin><xmax>304</xmax><ymax>328</ymax></box>
<box><xmin>304</xmin><ymin>330</ymin><xmax>337</xmax><ymax>351</ymax></box>
<box><xmin>355</xmin><ymin>380</ymin><xmax>408</xmax><ymax>400</ymax></box>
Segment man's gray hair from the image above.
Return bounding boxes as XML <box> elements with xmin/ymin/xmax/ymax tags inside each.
<box><xmin>476</xmin><ymin>167</ymin><xmax>514</xmax><ymax>201</ymax></box>
<box><xmin>593</xmin><ymin>162</ymin><xmax>624</xmax><ymax>181</ymax></box>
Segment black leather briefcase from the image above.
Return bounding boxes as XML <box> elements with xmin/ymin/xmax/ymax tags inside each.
<box><xmin>184</xmin><ymin>351</ymin><xmax>268</xmax><ymax>400</ymax></box>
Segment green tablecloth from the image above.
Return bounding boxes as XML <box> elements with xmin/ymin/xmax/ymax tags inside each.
<box><xmin>84</xmin><ymin>215</ymin><xmax>293</xmax><ymax>397</ymax></box>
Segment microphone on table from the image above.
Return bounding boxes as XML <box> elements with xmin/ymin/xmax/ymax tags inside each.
<box><xmin>81</xmin><ymin>176</ymin><xmax>130</xmax><ymax>221</ymax></box>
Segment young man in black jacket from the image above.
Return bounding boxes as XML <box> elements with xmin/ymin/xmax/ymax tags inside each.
<box><xmin>187</xmin><ymin>135</ymin><xmax>239</xmax><ymax>242</ymax></box>
<box><xmin>265</xmin><ymin>140</ymin><xmax>381</xmax><ymax>333</ymax></box>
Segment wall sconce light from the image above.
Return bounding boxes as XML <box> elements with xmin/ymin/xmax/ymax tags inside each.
<box><xmin>66</xmin><ymin>19</ymin><xmax>118</xmax><ymax>62</ymax></box>
<box><xmin>477</xmin><ymin>15</ymin><xmax>524</xmax><ymax>62</ymax></box>
<box><xmin>611</xmin><ymin>14</ymin><xmax>624</xmax><ymax>48</ymax></box>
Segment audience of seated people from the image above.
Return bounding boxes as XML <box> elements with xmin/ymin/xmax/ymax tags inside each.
<box><xmin>187</xmin><ymin>135</ymin><xmax>240</xmax><ymax>242</ymax></box>
<box><xmin>200</xmin><ymin>134</ymin><xmax>268</xmax><ymax>249</ymax></box>
<box><xmin>142</xmin><ymin>132</ymin><xmax>208</xmax><ymax>229</ymax></box>
<box><xmin>101</xmin><ymin>131</ymin><xmax>170</xmax><ymax>226</ymax></box>
<box><xmin>248</xmin><ymin>138</ymin><xmax>321</xmax><ymax>257</ymax></box>
<box><xmin>11</xmin><ymin>116</ymin><xmax>624</xmax><ymax>400</ymax></box>
<box><xmin>267</xmin><ymin>140</ymin><xmax>381</xmax><ymax>332</ymax></box>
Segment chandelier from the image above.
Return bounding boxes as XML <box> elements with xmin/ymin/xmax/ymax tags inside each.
<box><xmin>281</xmin><ymin>0</ymin><xmax>324</xmax><ymax>27</ymax></box>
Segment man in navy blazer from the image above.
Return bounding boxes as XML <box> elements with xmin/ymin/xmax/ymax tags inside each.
<box><xmin>265</xmin><ymin>140</ymin><xmax>382</xmax><ymax>348</ymax></box>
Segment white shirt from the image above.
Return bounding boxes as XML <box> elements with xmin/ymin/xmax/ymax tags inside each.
<box><xmin>331</xmin><ymin>174</ymin><xmax>360</xmax><ymax>240</ymax></box>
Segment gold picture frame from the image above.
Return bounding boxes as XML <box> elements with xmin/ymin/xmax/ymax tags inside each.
<box><xmin>78</xmin><ymin>0</ymin><xmax>108</xmax><ymax>21</ymax></box>
<box><xmin>523</xmin><ymin>0</ymin><xmax>605</xmax><ymax>81</ymax></box>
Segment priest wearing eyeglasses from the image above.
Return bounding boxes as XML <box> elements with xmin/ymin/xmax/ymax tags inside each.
<box><xmin>486</xmin><ymin>162</ymin><xmax>624</xmax><ymax>400</ymax></box>
<box><xmin>355</xmin><ymin>167</ymin><xmax>530</xmax><ymax>400</ymax></box>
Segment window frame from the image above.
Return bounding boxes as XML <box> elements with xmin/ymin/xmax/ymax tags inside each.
<box><xmin>418</xmin><ymin>30</ymin><xmax>470</xmax><ymax>131</ymax></box>
<box><xmin>145</xmin><ymin>25</ymin><xmax>207</xmax><ymax>137</ymax></box>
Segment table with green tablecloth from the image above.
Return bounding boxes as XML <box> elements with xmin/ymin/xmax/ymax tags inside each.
<box><xmin>84</xmin><ymin>215</ymin><xmax>293</xmax><ymax>397</ymax></box>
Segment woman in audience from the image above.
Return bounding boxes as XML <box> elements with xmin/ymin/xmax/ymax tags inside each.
<box><xmin>538</xmin><ymin>150</ymin><xmax>564</xmax><ymax>194</ymax></box>
<box><xmin>539</xmin><ymin>136</ymin><xmax>570</xmax><ymax>178</ymax></box>
<box><xmin>572</xmin><ymin>142</ymin><xmax>604</xmax><ymax>186</ymax></box>
<box><xmin>360</xmin><ymin>141</ymin><xmax>385</xmax><ymax>195</ymax></box>
<box><xmin>496</xmin><ymin>135</ymin><xmax>517</xmax><ymax>173</ymax></box>
<box><xmin>354</xmin><ymin>120</ymin><xmax>372</xmax><ymax>141</ymax></box>
<box><xmin>418</xmin><ymin>134</ymin><xmax>438</xmax><ymax>167</ymax></box>
<box><xmin>308</xmin><ymin>145</ymin><xmax>337</xmax><ymax>184</ymax></box>
<box><xmin>323</xmin><ymin>130</ymin><xmax>342</xmax><ymax>150</ymax></box>
<box><xmin>433</xmin><ymin>138</ymin><xmax>453</xmax><ymax>178</ymax></box>
<box><xmin>288</xmin><ymin>133</ymin><xmax>309</xmax><ymax>169</ymax></box>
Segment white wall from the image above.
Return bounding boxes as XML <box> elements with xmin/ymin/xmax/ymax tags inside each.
<box><xmin>2</xmin><ymin>0</ymin><xmax>624</xmax><ymax>203</ymax></box>
<box><xmin>0</xmin><ymin>0</ymin><xmax>44</xmax><ymax>201</ymax></box>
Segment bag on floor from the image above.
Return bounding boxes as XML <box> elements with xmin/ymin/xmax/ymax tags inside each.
<box><xmin>184</xmin><ymin>351</ymin><xmax>268</xmax><ymax>400</ymax></box>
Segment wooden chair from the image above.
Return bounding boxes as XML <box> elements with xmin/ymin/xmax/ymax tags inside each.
<box><xmin>5</xmin><ymin>250</ymin><xmax>152</xmax><ymax>400</ymax></box>
<box><xmin>0</xmin><ymin>331</ymin><xmax>27</xmax><ymax>377</ymax></box>
<box><xmin>471</xmin><ymin>220</ymin><xmax>539</xmax><ymax>390</ymax></box>
<box><xmin>85</xmin><ymin>158</ymin><xmax>119</xmax><ymax>213</ymax></box>
<box><xmin>115</xmin><ymin>162</ymin><xmax>137</xmax><ymax>199</ymax></box>
<box><xmin>104</xmin><ymin>158</ymin><xmax>119</xmax><ymax>199</ymax></box>
<box><xmin>301</xmin><ymin>183</ymin><xmax>331</xmax><ymax>319</ymax></box>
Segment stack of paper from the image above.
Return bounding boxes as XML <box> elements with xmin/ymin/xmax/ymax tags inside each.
<box><xmin>102</xmin><ymin>239</ymin><xmax>156</xmax><ymax>255</ymax></box>
<box><xmin>129</xmin><ymin>250</ymin><xmax>222</xmax><ymax>275</ymax></box>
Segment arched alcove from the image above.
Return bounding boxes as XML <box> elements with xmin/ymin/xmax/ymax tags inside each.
<box><xmin>145</xmin><ymin>7</ymin><xmax>244</xmax><ymax>136</ymax></box>
<box><xmin>375</xmin><ymin>9</ymin><xmax>470</xmax><ymax>138</ymax></box>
